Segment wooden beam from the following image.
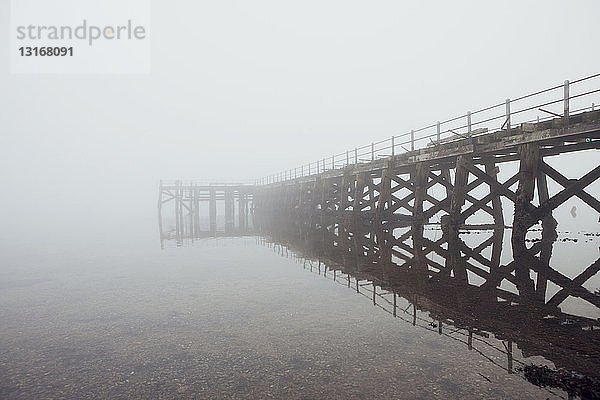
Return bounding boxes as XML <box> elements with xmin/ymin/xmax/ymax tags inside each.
<box><xmin>539</xmin><ymin>161</ymin><xmax>600</xmax><ymax>213</ymax></box>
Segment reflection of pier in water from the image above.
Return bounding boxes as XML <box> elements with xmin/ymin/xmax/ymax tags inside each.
<box><xmin>157</xmin><ymin>218</ymin><xmax>600</xmax><ymax>396</ymax></box>
<box><xmin>260</xmin><ymin>224</ymin><xmax>600</xmax><ymax>398</ymax></box>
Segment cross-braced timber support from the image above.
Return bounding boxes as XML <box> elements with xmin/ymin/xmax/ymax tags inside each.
<box><xmin>255</xmin><ymin>110</ymin><xmax>600</xmax><ymax>312</ymax></box>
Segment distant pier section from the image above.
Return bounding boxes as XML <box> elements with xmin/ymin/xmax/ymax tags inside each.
<box><xmin>158</xmin><ymin>182</ymin><xmax>255</xmax><ymax>246</ymax></box>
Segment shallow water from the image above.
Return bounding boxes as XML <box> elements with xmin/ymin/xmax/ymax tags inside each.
<box><xmin>1</xmin><ymin>230</ymin><xmax>589</xmax><ymax>399</ymax></box>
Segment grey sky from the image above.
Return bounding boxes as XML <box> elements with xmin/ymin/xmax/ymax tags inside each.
<box><xmin>1</xmin><ymin>0</ymin><xmax>599</xmax><ymax>240</ymax></box>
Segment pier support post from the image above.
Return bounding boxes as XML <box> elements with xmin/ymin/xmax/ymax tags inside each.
<box><xmin>339</xmin><ymin>173</ymin><xmax>352</xmax><ymax>248</ymax></box>
<box><xmin>193</xmin><ymin>187</ymin><xmax>200</xmax><ymax>237</ymax></box>
<box><xmin>353</xmin><ymin>173</ymin><xmax>364</xmax><ymax>219</ymax></box>
<box><xmin>319</xmin><ymin>177</ymin><xmax>326</xmax><ymax>243</ymax></box>
<box><xmin>377</xmin><ymin>167</ymin><xmax>394</xmax><ymax>269</ymax></box>
<box><xmin>512</xmin><ymin>143</ymin><xmax>539</xmax><ymax>298</ymax></box>
<box><xmin>225</xmin><ymin>189</ymin><xmax>234</xmax><ymax>233</ymax></box>
<box><xmin>238</xmin><ymin>191</ymin><xmax>247</xmax><ymax>232</ymax></box>
<box><xmin>377</xmin><ymin>167</ymin><xmax>392</xmax><ymax>225</ymax></box>
<box><xmin>445</xmin><ymin>156</ymin><xmax>469</xmax><ymax>282</ymax></box>
<box><xmin>175</xmin><ymin>181</ymin><xmax>183</xmax><ymax>244</ymax></box>
<box><xmin>482</xmin><ymin>156</ymin><xmax>505</xmax><ymax>283</ymax></box>
<box><xmin>411</xmin><ymin>162</ymin><xmax>429</xmax><ymax>272</ymax></box>
<box><xmin>483</xmin><ymin>156</ymin><xmax>504</xmax><ymax>228</ymax></box>
<box><xmin>209</xmin><ymin>188</ymin><xmax>217</xmax><ymax>234</ymax></box>
<box><xmin>536</xmin><ymin>161</ymin><xmax>558</xmax><ymax>303</ymax></box>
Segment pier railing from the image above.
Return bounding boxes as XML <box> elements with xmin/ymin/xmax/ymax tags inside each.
<box><xmin>257</xmin><ymin>73</ymin><xmax>600</xmax><ymax>185</ymax></box>
<box><xmin>160</xmin><ymin>179</ymin><xmax>256</xmax><ymax>188</ymax></box>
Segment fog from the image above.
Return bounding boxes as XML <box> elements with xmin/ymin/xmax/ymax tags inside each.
<box><xmin>1</xmin><ymin>0</ymin><xmax>599</xmax><ymax>244</ymax></box>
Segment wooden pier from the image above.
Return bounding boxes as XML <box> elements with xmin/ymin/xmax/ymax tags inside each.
<box><xmin>158</xmin><ymin>75</ymin><xmax>600</xmax><ymax>396</ymax></box>
<box><xmin>160</xmin><ymin>75</ymin><xmax>600</xmax><ymax>313</ymax></box>
<box><xmin>253</xmin><ymin>108</ymin><xmax>600</xmax><ymax>311</ymax></box>
<box><xmin>251</xmin><ymin>75</ymin><xmax>600</xmax><ymax>316</ymax></box>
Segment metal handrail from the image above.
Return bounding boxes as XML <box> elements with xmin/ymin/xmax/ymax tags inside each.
<box><xmin>161</xmin><ymin>180</ymin><xmax>256</xmax><ymax>187</ymax></box>
<box><xmin>257</xmin><ymin>74</ymin><xmax>600</xmax><ymax>186</ymax></box>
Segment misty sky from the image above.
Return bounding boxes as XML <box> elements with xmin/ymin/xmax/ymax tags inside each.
<box><xmin>1</xmin><ymin>0</ymin><xmax>599</xmax><ymax>241</ymax></box>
